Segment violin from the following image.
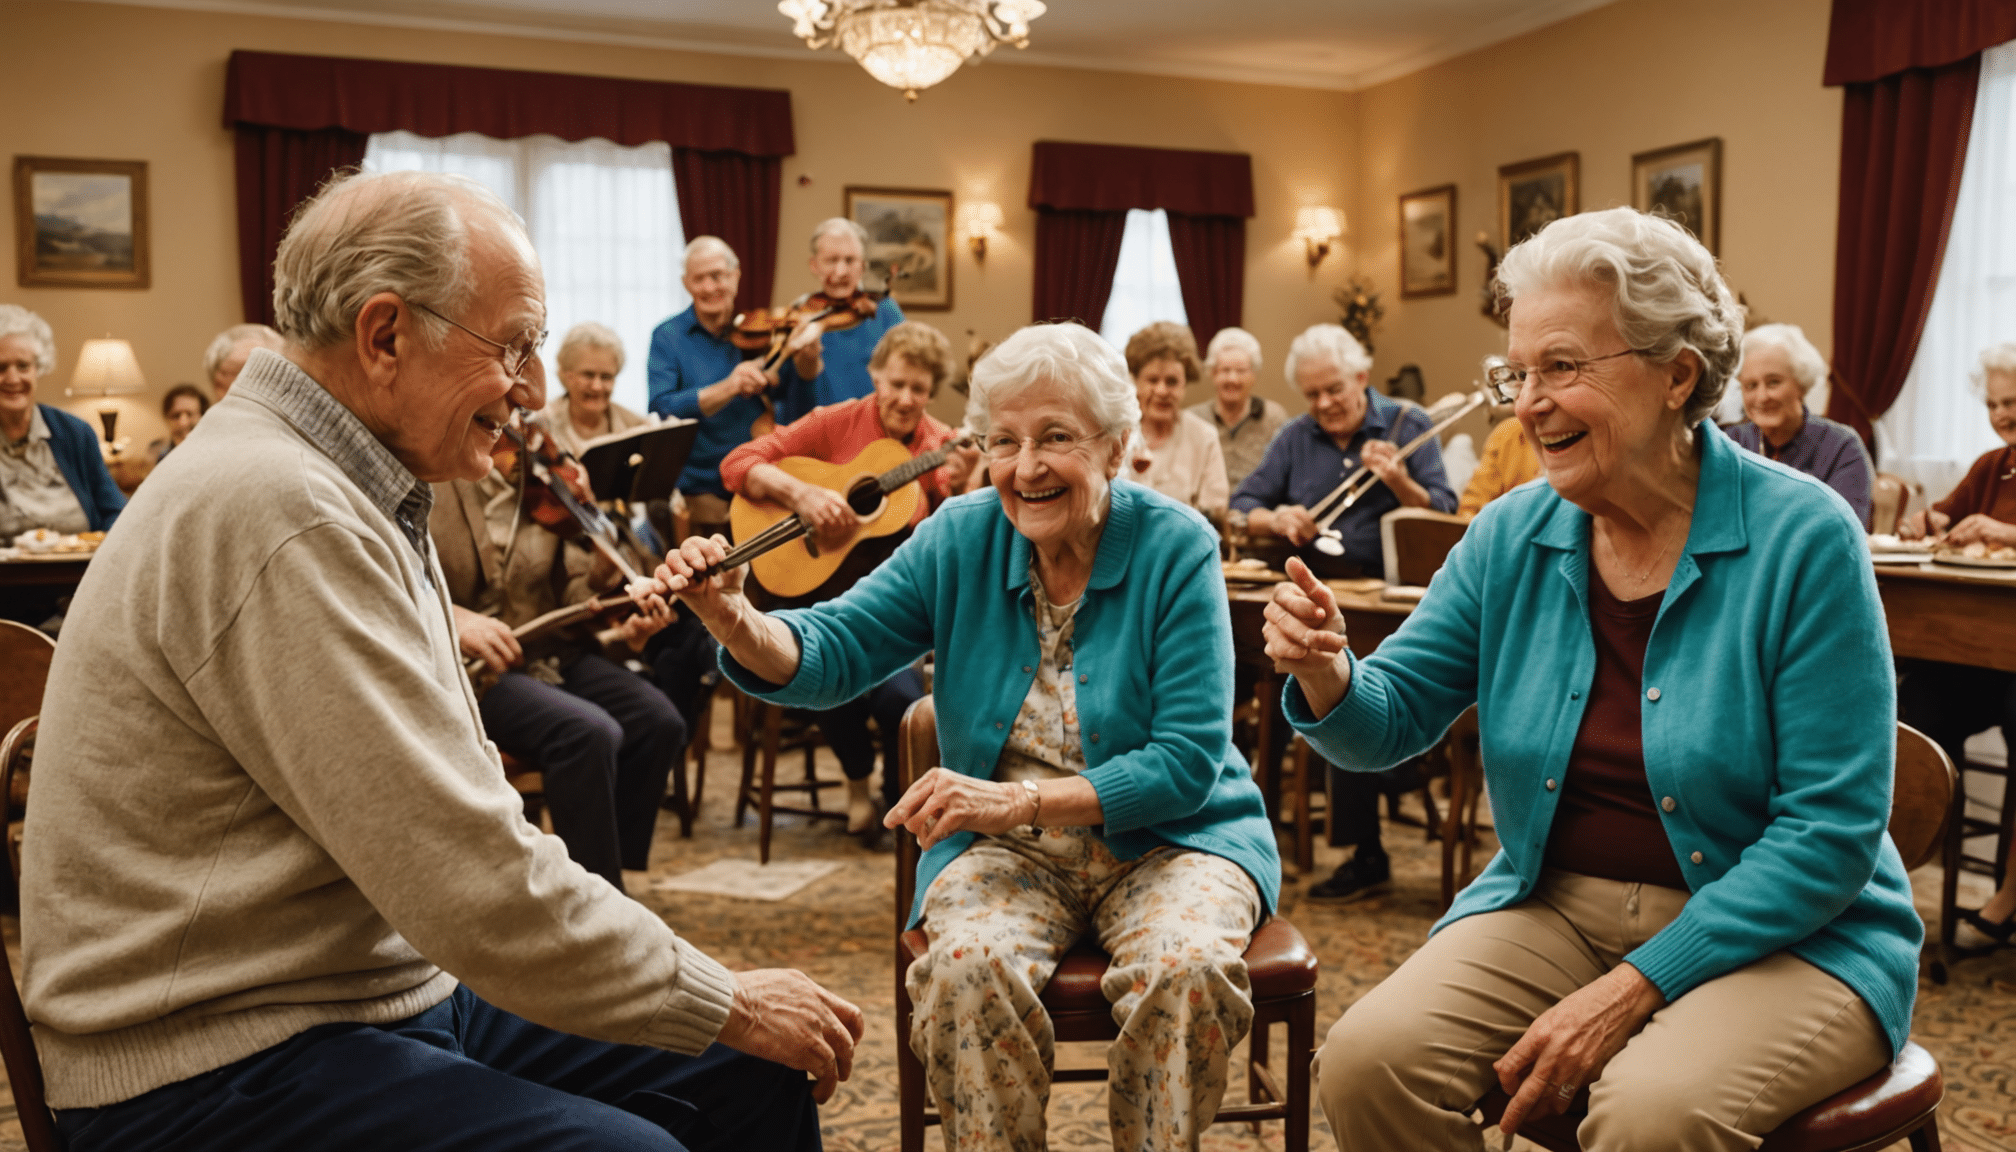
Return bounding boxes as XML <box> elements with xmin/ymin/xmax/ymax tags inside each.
<box><xmin>491</xmin><ymin>415</ymin><xmax>647</xmax><ymax>585</ymax></box>
<box><xmin>730</xmin><ymin>288</ymin><xmax>887</xmax><ymax>438</ymax></box>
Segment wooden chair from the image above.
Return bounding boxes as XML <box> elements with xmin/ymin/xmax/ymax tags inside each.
<box><xmin>1872</xmin><ymin>472</ymin><xmax>1911</xmax><ymax>536</ymax></box>
<box><xmin>1933</xmin><ymin>728</ymin><xmax>2014</xmax><ymax>983</ymax></box>
<box><xmin>892</xmin><ymin>697</ymin><xmax>1320</xmax><ymax>1152</ymax></box>
<box><xmin>733</xmin><ymin>692</ymin><xmax>843</xmax><ymax>863</ymax></box>
<box><xmin>0</xmin><ymin>922</ymin><xmax>60</xmax><ymax>1152</ymax></box>
<box><xmin>1379</xmin><ymin>507</ymin><xmax>1468</xmax><ymax>588</ymax></box>
<box><xmin>1476</xmin><ymin>722</ymin><xmax>1954</xmax><ymax>1151</ymax></box>
<box><xmin>662</xmin><ymin>672</ymin><xmax>721</xmax><ymax>838</ymax></box>
<box><xmin>0</xmin><ymin>623</ymin><xmax>56</xmax><ymax>911</ymax></box>
<box><xmin>1433</xmin><ymin>705</ymin><xmax>1488</xmax><ymax>909</ymax></box>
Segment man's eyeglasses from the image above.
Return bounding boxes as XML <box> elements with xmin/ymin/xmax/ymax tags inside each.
<box><xmin>1483</xmin><ymin>348</ymin><xmax>1645</xmax><ymax>404</ymax></box>
<box><xmin>412</xmin><ymin>302</ymin><xmax>547</xmax><ymax>379</ymax></box>
<box><xmin>982</xmin><ymin>429</ymin><xmax>1103</xmax><ymax>462</ymax></box>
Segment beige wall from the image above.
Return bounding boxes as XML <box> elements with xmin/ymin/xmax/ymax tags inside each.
<box><xmin>1351</xmin><ymin>0</ymin><xmax>1842</xmax><ymax>445</ymax></box>
<box><xmin>2</xmin><ymin>0</ymin><xmax>1358</xmax><ymax>448</ymax></box>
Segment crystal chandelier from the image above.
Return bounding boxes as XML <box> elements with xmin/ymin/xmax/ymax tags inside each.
<box><xmin>779</xmin><ymin>0</ymin><xmax>1046</xmax><ymax>102</ymax></box>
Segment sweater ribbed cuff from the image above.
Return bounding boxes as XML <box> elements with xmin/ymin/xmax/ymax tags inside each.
<box><xmin>632</xmin><ymin>937</ymin><xmax>737</xmax><ymax>1055</ymax></box>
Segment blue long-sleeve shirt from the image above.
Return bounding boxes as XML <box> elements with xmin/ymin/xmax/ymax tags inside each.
<box><xmin>773</xmin><ymin>296</ymin><xmax>904</xmax><ymax>426</ymax></box>
<box><xmin>1729</xmin><ymin>406</ymin><xmax>1874</xmax><ymax>528</ymax></box>
<box><xmin>645</xmin><ymin>305</ymin><xmax>766</xmax><ymax>498</ymax></box>
<box><xmin>1230</xmin><ymin>390</ymin><xmax>1456</xmax><ymax>573</ymax></box>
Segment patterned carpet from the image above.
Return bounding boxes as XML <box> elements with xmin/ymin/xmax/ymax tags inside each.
<box><xmin>0</xmin><ymin>710</ymin><xmax>2011</xmax><ymax>1151</ymax></box>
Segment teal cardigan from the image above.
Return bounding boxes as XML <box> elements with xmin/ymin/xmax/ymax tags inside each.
<box><xmin>722</xmin><ymin>481</ymin><xmax>1282</xmax><ymax>927</ymax></box>
<box><xmin>1287</xmin><ymin>423</ymin><xmax>1920</xmax><ymax>1054</ymax></box>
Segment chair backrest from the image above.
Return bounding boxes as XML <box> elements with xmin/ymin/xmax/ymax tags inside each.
<box><xmin>1379</xmin><ymin>508</ymin><xmax>1468</xmax><ymax>587</ymax></box>
<box><xmin>895</xmin><ymin>696</ymin><xmax>938</xmax><ymax>923</ymax></box>
<box><xmin>0</xmin><ymin>622</ymin><xmax>55</xmax><ymax>742</ymax></box>
<box><xmin>1892</xmin><ymin>722</ymin><xmax>1956</xmax><ymax>871</ymax></box>
<box><xmin>1872</xmin><ymin>472</ymin><xmax>1909</xmax><ymax>536</ymax></box>
<box><xmin>0</xmin><ymin>911</ymin><xmax>60</xmax><ymax>1151</ymax></box>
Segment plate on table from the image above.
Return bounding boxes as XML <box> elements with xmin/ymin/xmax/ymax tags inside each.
<box><xmin>1932</xmin><ymin>550</ymin><xmax>2016</xmax><ymax>569</ymax></box>
<box><xmin>1868</xmin><ymin>534</ymin><xmax>1933</xmax><ymax>557</ymax></box>
<box><xmin>1222</xmin><ymin>561</ymin><xmax>1285</xmax><ymax>584</ymax></box>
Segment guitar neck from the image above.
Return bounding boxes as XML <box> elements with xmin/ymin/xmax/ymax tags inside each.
<box><xmin>877</xmin><ymin>439</ymin><xmax>964</xmax><ymax>494</ymax></box>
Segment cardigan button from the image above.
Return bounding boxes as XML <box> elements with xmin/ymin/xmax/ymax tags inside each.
<box><xmin>1646</xmin><ymin>687</ymin><xmax>1661</xmax><ymax>702</ymax></box>
<box><xmin>1690</xmin><ymin>850</ymin><xmax>1704</xmax><ymax>864</ymax></box>
<box><xmin>1570</xmin><ymin>690</ymin><xmax>1580</xmax><ymax>701</ymax></box>
<box><xmin>1079</xmin><ymin>673</ymin><xmax>1088</xmax><ymax>684</ymax></box>
<box><xmin>1022</xmin><ymin>665</ymin><xmax>1032</xmax><ymax>674</ymax></box>
<box><xmin>1090</xmin><ymin>733</ymin><xmax>1100</xmax><ymax>742</ymax></box>
<box><xmin>1661</xmin><ymin>796</ymin><xmax>1676</xmax><ymax>812</ymax></box>
<box><xmin>994</xmin><ymin>721</ymin><xmax>1004</xmax><ymax>730</ymax></box>
<box><xmin>1544</xmin><ymin>778</ymin><xmax>1557</xmax><ymax>791</ymax></box>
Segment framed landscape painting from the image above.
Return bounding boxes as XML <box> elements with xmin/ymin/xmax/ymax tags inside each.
<box><xmin>844</xmin><ymin>186</ymin><xmax>952</xmax><ymax>310</ymax></box>
<box><xmin>14</xmin><ymin>156</ymin><xmax>150</xmax><ymax>289</ymax></box>
<box><xmin>1633</xmin><ymin>137</ymin><xmax>1722</xmax><ymax>254</ymax></box>
<box><xmin>1399</xmin><ymin>184</ymin><xmax>1457</xmax><ymax>298</ymax></box>
<box><xmin>1497</xmin><ymin>152</ymin><xmax>1579</xmax><ymax>249</ymax></box>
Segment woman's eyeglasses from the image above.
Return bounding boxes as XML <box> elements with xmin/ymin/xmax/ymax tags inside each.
<box><xmin>983</xmin><ymin>429</ymin><xmax>1103</xmax><ymax>462</ymax></box>
<box><xmin>1483</xmin><ymin>348</ymin><xmax>1644</xmax><ymax>404</ymax></box>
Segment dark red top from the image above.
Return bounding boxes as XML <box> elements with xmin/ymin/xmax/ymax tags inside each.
<box><xmin>1933</xmin><ymin>445</ymin><xmax>2016</xmax><ymax>524</ymax></box>
<box><xmin>1544</xmin><ymin>574</ymin><xmax>1687</xmax><ymax>889</ymax></box>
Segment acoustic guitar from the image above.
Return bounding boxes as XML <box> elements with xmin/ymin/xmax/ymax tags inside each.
<box><xmin>727</xmin><ymin>436</ymin><xmax>967</xmax><ymax>604</ymax></box>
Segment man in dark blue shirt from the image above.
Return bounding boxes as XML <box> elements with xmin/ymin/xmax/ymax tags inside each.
<box><xmin>773</xmin><ymin>219</ymin><xmax>904</xmax><ymax>426</ymax></box>
<box><xmin>647</xmin><ymin>237</ymin><xmax>821</xmax><ymax>539</ymax></box>
<box><xmin>1231</xmin><ymin>324</ymin><xmax>1456</xmax><ymax>903</ymax></box>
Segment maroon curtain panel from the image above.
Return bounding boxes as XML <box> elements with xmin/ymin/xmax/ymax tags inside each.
<box><xmin>1166</xmin><ymin>213</ymin><xmax>1246</xmax><ymax>350</ymax></box>
<box><xmin>671</xmin><ymin>149</ymin><xmax>783</xmax><ymax>318</ymax></box>
<box><xmin>1825</xmin><ymin>56</ymin><xmax>1981</xmax><ymax>447</ymax></box>
<box><xmin>1029</xmin><ymin>141</ymin><xmax>1254</xmax><ymax>217</ymax></box>
<box><xmin>1824</xmin><ymin>0</ymin><xmax>2016</xmax><ymax>85</ymax></box>
<box><xmin>1032</xmin><ymin>209</ymin><xmax>1129</xmax><ymax>328</ymax></box>
<box><xmin>232</xmin><ymin>125</ymin><xmax>368</xmax><ymax>324</ymax></box>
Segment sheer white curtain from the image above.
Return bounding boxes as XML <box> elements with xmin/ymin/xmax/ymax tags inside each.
<box><xmin>1878</xmin><ymin>41</ymin><xmax>2016</xmax><ymax>505</ymax></box>
<box><xmin>1099</xmin><ymin>208</ymin><xmax>1189</xmax><ymax>351</ymax></box>
<box><xmin>363</xmin><ymin>131</ymin><xmax>688</xmax><ymax>416</ymax></box>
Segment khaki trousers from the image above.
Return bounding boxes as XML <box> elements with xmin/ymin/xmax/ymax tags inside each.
<box><xmin>1318</xmin><ymin>870</ymin><xmax>1889</xmax><ymax>1151</ymax></box>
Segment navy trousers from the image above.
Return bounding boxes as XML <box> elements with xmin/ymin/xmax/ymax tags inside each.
<box><xmin>810</xmin><ymin>667</ymin><xmax>926</xmax><ymax>809</ymax></box>
<box><xmin>481</xmin><ymin>653</ymin><xmax>685</xmax><ymax>885</ymax></box>
<box><xmin>54</xmin><ymin>986</ymin><xmax>821</xmax><ymax>1152</ymax></box>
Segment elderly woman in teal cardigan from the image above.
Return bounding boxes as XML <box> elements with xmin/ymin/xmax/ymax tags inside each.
<box><xmin>662</xmin><ymin>322</ymin><xmax>1278</xmax><ymax>1152</ymax></box>
<box><xmin>1265</xmin><ymin>209</ymin><xmax>1920</xmax><ymax>1152</ymax></box>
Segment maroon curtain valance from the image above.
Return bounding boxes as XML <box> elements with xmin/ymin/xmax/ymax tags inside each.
<box><xmin>1028</xmin><ymin>141</ymin><xmax>1253</xmax><ymax>217</ymax></box>
<box><xmin>224</xmin><ymin>51</ymin><xmax>795</xmax><ymax>157</ymax></box>
<box><xmin>1823</xmin><ymin>0</ymin><xmax>2016</xmax><ymax>85</ymax></box>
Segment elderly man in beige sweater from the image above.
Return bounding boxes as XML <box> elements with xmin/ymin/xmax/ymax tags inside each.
<box><xmin>20</xmin><ymin>170</ymin><xmax>859</xmax><ymax>1152</ymax></box>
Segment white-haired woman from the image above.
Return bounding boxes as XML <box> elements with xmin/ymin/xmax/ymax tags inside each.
<box><xmin>1122</xmin><ymin>321</ymin><xmax>1229</xmax><ymax>517</ymax></box>
<box><xmin>0</xmin><ymin>304</ymin><xmax>126</xmax><ymax>549</ymax></box>
<box><xmin>1268</xmin><ymin>208</ymin><xmax>1919</xmax><ymax>1149</ymax></box>
<box><xmin>202</xmin><ymin>322</ymin><xmax>285</xmax><ymax>400</ymax></box>
<box><xmin>1729</xmin><ymin>323</ymin><xmax>1874</xmax><ymax>527</ymax></box>
<box><xmin>542</xmin><ymin>322</ymin><xmax>647</xmax><ymax>460</ymax></box>
<box><xmin>660</xmin><ymin>322</ymin><xmax>1279</xmax><ymax>1152</ymax></box>
<box><xmin>1190</xmin><ymin>326</ymin><xmax>1287</xmax><ymax>489</ymax></box>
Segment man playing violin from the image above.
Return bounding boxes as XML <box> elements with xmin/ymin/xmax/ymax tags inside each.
<box><xmin>720</xmin><ymin>321</ymin><xmax>978</xmax><ymax>833</ymax></box>
<box><xmin>431</xmin><ymin>409</ymin><xmax>684</xmax><ymax>892</ymax></box>
<box><xmin>648</xmin><ymin>236</ymin><xmax>822</xmax><ymax>542</ymax></box>
<box><xmin>772</xmin><ymin>218</ymin><xmax>906</xmax><ymax>427</ymax></box>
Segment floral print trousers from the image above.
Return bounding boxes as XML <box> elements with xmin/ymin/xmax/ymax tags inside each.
<box><xmin>906</xmin><ymin>826</ymin><xmax>1262</xmax><ymax>1152</ymax></box>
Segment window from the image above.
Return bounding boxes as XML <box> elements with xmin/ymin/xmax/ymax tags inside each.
<box><xmin>363</xmin><ymin>131</ymin><xmax>688</xmax><ymax>416</ymax></box>
<box><xmin>1882</xmin><ymin>41</ymin><xmax>2016</xmax><ymax>503</ymax></box>
<box><xmin>1099</xmin><ymin>208</ymin><xmax>1189</xmax><ymax>350</ymax></box>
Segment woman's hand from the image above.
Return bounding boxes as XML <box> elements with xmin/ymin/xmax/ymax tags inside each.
<box><xmin>1898</xmin><ymin>509</ymin><xmax>1949</xmax><ymax>541</ymax></box>
<box><xmin>1492</xmin><ymin>963</ymin><xmax>1666</xmax><ymax>1135</ymax></box>
<box><xmin>1263</xmin><ymin>557</ymin><xmax>1352</xmax><ymax>717</ymax></box>
<box><xmin>655</xmin><ymin>534</ymin><xmax>749</xmax><ymax>633</ymax></box>
<box><xmin>614</xmin><ymin>585</ymin><xmax>675</xmax><ymax>652</ymax></box>
<box><xmin>1943</xmin><ymin>513</ymin><xmax>2016</xmax><ymax>548</ymax></box>
<box><xmin>885</xmin><ymin>768</ymin><xmax>1035</xmax><ymax>851</ymax></box>
<box><xmin>452</xmin><ymin>605</ymin><xmax>521</xmax><ymax>673</ymax></box>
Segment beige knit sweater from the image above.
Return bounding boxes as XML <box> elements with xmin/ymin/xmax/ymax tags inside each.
<box><xmin>20</xmin><ymin>359</ymin><xmax>735</xmax><ymax>1109</ymax></box>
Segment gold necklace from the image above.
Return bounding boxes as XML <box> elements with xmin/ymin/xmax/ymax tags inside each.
<box><xmin>1605</xmin><ymin>523</ymin><xmax>1678</xmax><ymax>596</ymax></box>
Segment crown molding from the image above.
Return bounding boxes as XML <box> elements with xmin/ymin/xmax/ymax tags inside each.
<box><xmin>1346</xmin><ymin>0</ymin><xmax>1620</xmax><ymax>89</ymax></box>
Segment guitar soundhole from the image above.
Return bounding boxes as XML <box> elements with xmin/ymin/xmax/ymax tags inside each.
<box><xmin>845</xmin><ymin>476</ymin><xmax>886</xmax><ymax>519</ymax></box>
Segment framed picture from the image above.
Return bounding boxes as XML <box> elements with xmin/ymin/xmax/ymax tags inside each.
<box><xmin>844</xmin><ymin>186</ymin><xmax>952</xmax><ymax>311</ymax></box>
<box><xmin>13</xmin><ymin>156</ymin><xmax>150</xmax><ymax>289</ymax></box>
<box><xmin>1633</xmin><ymin>137</ymin><xmax>1722</xmax><ymax>254</ymax></box>
<box><xmin>1497</xmin><ymin>152</ymin><xmax>1579</xmax><ymax>249</ymax></box>
<box><xmin>1398</xmin><ymin>184</ymin><xmax>1458</xmax><ymax>298</ymax></box>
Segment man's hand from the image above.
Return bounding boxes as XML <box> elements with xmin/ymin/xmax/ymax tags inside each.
<box><xmin>1493</xmin><ymin>964</ymin><xmax>1665</xmax><ymax>1136</ymax></box>
<box><xmin>452</xmin><ymin>605</ymin><xmax>521</xmax><ymax>673</ymax></box>
<box><xmin>613</xmin><ymin>586</ymin><xmax>675</xmax><ymax>652</ymax></box>
<box><xmin>1256</xmin><ymin>504</ymin><xmax>1319</xmax><ymax>547</ymax></box>
<box><xmin>793</xmin><ymin>486</ymin><xmax>857</xmax><ymax>552</ymax></box>
<box><xmin>716</xmin><ymin>969</ymin><xmax>865</xmax><ymax>1104</ymax></box>
<box><xmin>1263</xmin><ymin>557</ymin><xmax>1351</xmax><ymax>717</ymax></box>
<box><xmin>1944</xmin><ymin>513</ymin><xmax>2016</xmax><ymax>548</ymax></box>
<box><xmin>944</xmin><ymin>443</ymin><xmax>983</xmax><ymax>495</ymax></box>
<box><xmin>1362</xmin><ymin>439</ymin><xmax>1405</xmax><ymax>485</ymax></box>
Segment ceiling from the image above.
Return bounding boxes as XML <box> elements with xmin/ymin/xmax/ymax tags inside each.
<box><xmin>97</xmin><ymin>0</ymin><xmax>1620</xmax><ymax>90</ymax></box>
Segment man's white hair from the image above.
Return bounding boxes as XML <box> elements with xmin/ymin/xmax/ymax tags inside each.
<box><xmin>683</xmin><ymin>235</ymin><xmax>740</xmax><ymax>274</ymax></box>
<box><xmin>810</xmin><ymin>217</ymin><xmax>869</xmax><ymax>255</ymax></box>
<box><xmin>1974</xmin><ymin>342</ymin><xmax>2016</xmax><ymax>398</ymax></box>
<box><xmin>272</xmin><ymin>169</ymin><xmax>527</xmax><ymax>351</ymax></box>
<box><xmin>1205</xmin><ymin>327</ymin><xmax>1263</xmax><ymax>376</ymax></box>
<box><xmin>1496</xmin><ymin>206</ymin><xmax>1743</xmax><ymax>427</ymax></box>
<box><xmin>202</xmin><ymin>323</ymin><xmax>284</xmax><ymax>382</ymax></box>
<box><xmin>0</xmin><ymin>305</ymin><xmax>56</xmax><ymax>375</ymax></box>
<box><xmin>557</xmin><ymin>322</ymin><xmax>625</xmax><ymax>374</ymax></box>
<box><xmin>1284</xmin><ymin>324</ymin><xmax>1371</xmax><ymax>387</ymax></box>
<box><xmin>1741</xmin><ymin>323</ymin><xmax>1828</xmax><ymax>395</ymax></box>
<box><xmin>964</xmin><ymin>322</ymin><xmax>1140</xmax><ymax>454</ymax></box>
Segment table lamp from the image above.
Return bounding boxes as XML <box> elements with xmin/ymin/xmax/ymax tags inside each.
<box><xmin>67</xmin><ymin>337</ymin><xmax>147</xmax><ymax>448</ymax></box>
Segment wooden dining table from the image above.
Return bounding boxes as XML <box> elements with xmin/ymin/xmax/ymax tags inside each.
<box><xmin>1874</xmin><ymin>559</ymin><xmax>2016</xmax><ymax>674</ymax></box>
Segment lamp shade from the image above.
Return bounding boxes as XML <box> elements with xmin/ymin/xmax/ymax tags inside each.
<box><xmin>1293</xmin><ymin>206</ymin><xmax>1345</xmax><ymax>243</ymax></box>
<box><xmin>955</xmin><ymin>201</ymin><xmax>1005</xmax><ymax>239</ymax></box>
<box><xmin>68</xmin><ymin>338</ymin><xmax>147</xmax><ymax>396</ymax></box>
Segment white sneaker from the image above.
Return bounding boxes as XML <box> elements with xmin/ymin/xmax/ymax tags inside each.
<box><xmin>845</xmin><ymin>777</ymin><xmax>877</xmax><ymax>835</ymax></box>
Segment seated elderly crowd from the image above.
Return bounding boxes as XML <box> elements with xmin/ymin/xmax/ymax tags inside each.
<box><xmin>1</xmin><ymin>166</ymin><xmax>1998</xmax><ymax>1152</ymax></box>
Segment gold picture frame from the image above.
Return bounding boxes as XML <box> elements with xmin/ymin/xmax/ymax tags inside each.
<box><xmin>844</xmin><ymin>186</ymin><xmax>953</xmax><ymax>311</ymax></box>
<box><xmin>1399</xmin><ymin>184</ymin><xmax>1458</xmax><ymax>298</ymax></box>
<box><xmin>1497</xmin><ymin>152</ymin><xmax>1579</xmax><ymax>249</ymax></box>
<box><xmin>14</xmin><ymin>156</ymin><xmax>150</xmax><ymax>289</ymax></box>
<box><xmin>1632</xmin><ymin>137</ymin><xmax>1722</xmax><ymax>254</ymax></box>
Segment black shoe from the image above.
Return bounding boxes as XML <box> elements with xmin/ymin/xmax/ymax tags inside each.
<box><xmin>1306</xmin><ymin>851</ymin><xmax>1391</xmax><ymax>903</ymax></box>
<box><xmin>1963</xmin><ymin>909</ymin><xmax>2016</xmax><ymax>944</ymax></box>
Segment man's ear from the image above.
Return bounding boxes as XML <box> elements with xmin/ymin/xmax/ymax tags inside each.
<box><xmin>353</xmin><ymin>292</ymin><xmax>408</xmax><ymax>390</ymax></box>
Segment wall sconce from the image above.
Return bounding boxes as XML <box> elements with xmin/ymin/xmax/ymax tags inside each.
<box><xmin>956</xmin><ymin>201</ymin><xmax>1005</xmax><ymax>261</ymax></box>
<box><xmin>1294</xmin><ymin>206</ymin><xmax>1345</xmax><ymax>267</ymax></box>
<box><xmin>67</xmin><ymin>337</ymin><xmax>147</xmax><ymax>450</ymax></box>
